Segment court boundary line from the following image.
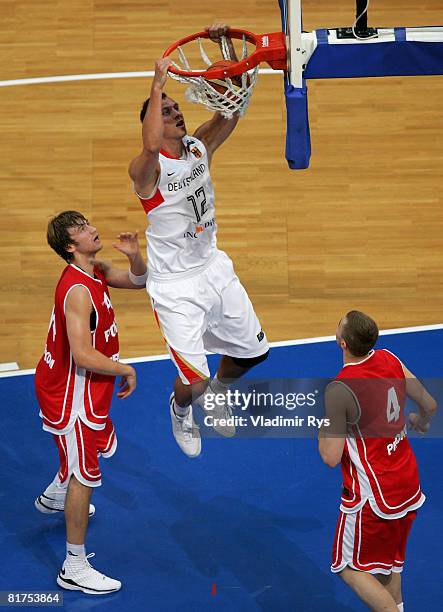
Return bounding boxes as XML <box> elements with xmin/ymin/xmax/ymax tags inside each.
<box><xmin>2</xmin><ymin>322</ymin><xmax>442</xmax><ymax>379</ymax></box>
<box><xmin>0</xmin><ymin>68</ymin><xmax>280</xmax><ymax>88</ymax></box>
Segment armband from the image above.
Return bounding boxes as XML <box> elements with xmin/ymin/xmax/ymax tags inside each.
<box><xmin>128</xmin><ymin>268</ymin><xmax>148</xmax><ymax>286</ymax></box>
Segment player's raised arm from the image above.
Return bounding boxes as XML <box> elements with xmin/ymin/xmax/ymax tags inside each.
<box><xmin>96</xmin><ymin>232</ymin><xmax>147</xmax><ymax>290</ymax></box>
<box><xmin>128</xmin><ymin>58</ymin><xmax>171</xmax><ymax>197</ymax></box>
<box><xmin>193</xmin><ymin>24</ymin><xmax>240</xmax><ymax>162</ymax></box>
<box><xmin>402</xmin><ymin>364</ymin><xmax>437</xmax><ymax>433</ymax></box>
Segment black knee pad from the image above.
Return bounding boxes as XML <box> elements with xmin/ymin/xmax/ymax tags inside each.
<box><xmin>231</xmin><ymin>350</ymin><xmax>269</xmax><ymax>369</ymax></box>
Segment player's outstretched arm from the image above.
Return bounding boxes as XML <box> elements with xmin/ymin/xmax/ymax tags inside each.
<box><xmin>128</xmin><ymin>58</ymin><xmax>171</xmax><ymax>198</ymax></box>
<box><xmin>193</xmin><ymin>24</ymin><xmax>240</xmax><ymax>163</ymax></box>
<box><xmin>65</xmin><ymin>286</ymin><xmax>136</xmax><ymax>397</ymax></box>
<box><xmin>96</xmin><ymin>232</ymin><xmax>148</xmax><ymax>289</ymax></box>
<box><xmin>402</xmin><ymin>364</ymin><xmax>437</xmax><ymax>432</ymax></box>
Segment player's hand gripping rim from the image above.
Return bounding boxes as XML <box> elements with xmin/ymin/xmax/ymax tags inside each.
<box><xmin>153</xmin><ymin>58</ymin><xmax>172</xmax><ymax>90</ymax></box>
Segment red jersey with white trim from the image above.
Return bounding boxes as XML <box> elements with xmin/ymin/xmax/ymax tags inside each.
<box><xmin>136</xmin><ymin>136</ymin><xmax>218</xmax><ymax>280</ymax></box>
<box><xmin>336</xmin><ymin>349</ymin><xmax>425</xmax><ymax>519</ymax></box>
<box><xmin>34</xmin><ymin>264</ymin><xmax>120</xmax><ymax>434</ymax></box>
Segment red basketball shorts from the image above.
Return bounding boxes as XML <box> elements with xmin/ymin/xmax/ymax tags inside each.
<box><xmin>331</xmin><ymin>501</ymin><xmax>416</xmax><ymax>575</ymax></box>
<box><xmin>53</xmin><ymin>417</ymin><xmax>117</xmax><ymax>488</ymax></box>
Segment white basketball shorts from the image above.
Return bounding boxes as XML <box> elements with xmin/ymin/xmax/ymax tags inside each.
<box><xmin>148</xmin><ymin>250</ymin><xmax>268</xmax><ymax>384</ymax></box>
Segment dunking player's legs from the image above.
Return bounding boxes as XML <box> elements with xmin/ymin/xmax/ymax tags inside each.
<box><xmin>217</xmin><ymin>355</ymin><xmax>252</xmax><ymax>381</ymax></box>
<box><xmin>171</xmin><ymin>354</ymin><xmax>268</xmax><ymax>456</ymax></box>
<box><xmin>173</xmin><ymin>356</ymin><xmax>251</xmax><ymax>407</ymax></box>
<box><xmin>339</xmin><ymin>568</ymin><xmax>398</xmax><ymax>611</ymax></box>
<box><xmin>173</xmin><ymin>377</ymin><xmax>209</xmax><ymax>408</ymax></box>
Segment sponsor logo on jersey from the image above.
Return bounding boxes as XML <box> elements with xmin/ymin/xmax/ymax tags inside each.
<box><xmin>257</xmin><ymin>330</ymin><xmax>265</xmax><ymax>342</ymax></box>
<box><xmin>387</xmin><ymin>424</ymin><xmax>408</xmax><ymax>455</ymax></box>
<box><xmin>168</xmin><ymin>164</ymin><xmax>206</xmax><ymax>192</ymax></box>
<box><xmin>262</xmin><ymin>35</ymin><xmax>269</xmax><ymax>48</ymax></box>
<box><xmin>183</xmin><ymin>218</ymin><xmax>215</xmax><ymax>239</ymax></box>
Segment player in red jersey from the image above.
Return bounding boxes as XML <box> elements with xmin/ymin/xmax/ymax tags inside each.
<box><xmin>34</xmin><ymin>211</ymin><xmax>147</xmax><ymax>594</ymax></box>
<box><xmin>319</xmin><ymin>311</ymin><xmax>436</xmax><ymax>612</ymax></box>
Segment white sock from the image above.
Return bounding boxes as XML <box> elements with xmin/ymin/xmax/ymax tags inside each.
<box><xmin>397</xmin><ymin>604</ymin><xmax>404</xmax><ymax>612</ymax></box>
<box><xmin>44</xmin><ymin>473</ymin><xmax>68</xmax><ymax>500</ymax></box>
<box><xmin>66</xmin><ymin>542</ymin><xmax>86</xmax><ymax>560</ymax></box>
<box><xmin>172</xmin><ymin>397</ymin><xmax>190</xmax><ymax>418</ymax></box>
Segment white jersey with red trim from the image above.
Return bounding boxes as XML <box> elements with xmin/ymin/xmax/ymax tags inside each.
<box><xmin>34</xmin><ymin>264</ymin><xmax>119</xmax><ymax>434</ymax></box>
<box><xmin>136</xmin><ymin>136</ymin><xmax>218</xmax><ymax>280</ymax></box>
<box><xmin>336</xmin><ymin>349</ymin><xmax>425</xmax><ymax>519</ymax></box>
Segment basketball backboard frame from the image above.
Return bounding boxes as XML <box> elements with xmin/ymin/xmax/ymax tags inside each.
<box><xmin>280</xmin><ymin>0</ymin><xmax>304</xmax><ymax>89</ymax></box>
<box><xmin>278</xmin><ymin>0</ymin><xmax>443</xmax><ymax>170</ymax></box>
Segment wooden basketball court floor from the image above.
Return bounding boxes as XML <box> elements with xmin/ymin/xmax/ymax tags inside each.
<box><xmin>1</xmin><ymin>1</ymin><xmax>442</xmax><ymax>370</ymax></box>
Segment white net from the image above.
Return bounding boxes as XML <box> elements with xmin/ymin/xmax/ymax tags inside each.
<box><xmin>167</xmin><ymin>35</ymin><xmax>259</xmax><ymax>118</ymax></box>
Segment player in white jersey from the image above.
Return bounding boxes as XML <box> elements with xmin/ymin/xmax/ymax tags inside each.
<box><xmin>129</xmin><ymin>24</ymin><xmax>269</xmax><ymax>457</ymax></box>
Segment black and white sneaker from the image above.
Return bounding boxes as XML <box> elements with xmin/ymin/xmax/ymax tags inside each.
<box><xmin>35</xmin><ymin>494</ymin><xmax>95</xmax><ymax>518</ymax></box>
<box><xmin>57</xmin><ymin>553</ymin><xmax>121</xmax><ymax>595</ymax></box>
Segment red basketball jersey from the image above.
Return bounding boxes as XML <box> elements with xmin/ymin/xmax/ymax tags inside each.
<box><xmin>35</xmin><ymin>264</ymin><xmax>119</xmax><ymax>434</ymax></box>
<box><xmin>336</xmin><ymin>349</ymin><xmax>425</xmax><ymax>519</ymax></box>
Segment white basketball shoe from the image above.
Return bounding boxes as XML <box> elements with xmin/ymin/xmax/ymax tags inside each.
<box><xmin>169</xmin><ymin>393</ymin><xmax>201</xmax><ymax>458</ymax></box>
<box><xmin>35</xmin><ymin>493</ymin><xmax>95</xmax><ymax>518</ymax></box>
<box><xmin>57</xmin><ymin>553</ymin><xmax>121</xmax><ymax>595</ymax></box>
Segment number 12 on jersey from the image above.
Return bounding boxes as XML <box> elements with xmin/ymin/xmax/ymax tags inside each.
<box><xmin>187</xmin><ymin>187</ymin><xmax>207</xmax><ymax>223</ymax></box>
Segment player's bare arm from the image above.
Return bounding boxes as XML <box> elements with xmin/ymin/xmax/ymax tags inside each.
<box><xmin>193</xmin><ymin>112</ymin><xmax>240</xmax><ymax>166</ymax></box>
<box><xmin>128</xmin><ymin>58</ymin><xmax>171</xmax><ymax>198</ymax></box>
<box><xmin>193</xmin><ymin>24</ymin><xmax>240</xmax><ymax>163</ymax></box>
<box><xmin>65</xmin><ymin>286</ymin><xmax>136</xmax><ymax>397</ymax></box>
<box><xmin>401</xmin><ymin>364</ymin><xmax>437</xmax><ymax>433</ymax></box>
<box><xmin>96</xmin><ymin>232</ymin><xmax>147</xmax><ymax>289</ymax></box>
<box><xmin>319</xmin><ymin>382</ymin><xmax>357</xmax><ymax>467</ymax></box>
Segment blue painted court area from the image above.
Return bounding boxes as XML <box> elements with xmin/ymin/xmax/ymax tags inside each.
<box><xmin>1</xmin><ymin>329</ymin><xmax>442</xmax><ymax>611</ymax></box>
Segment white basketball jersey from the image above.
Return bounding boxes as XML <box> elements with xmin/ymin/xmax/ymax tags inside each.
<box><xmin>136</xmin><ymin>136</ymin><xmax>218</xmax><ymax>279</ymax></box>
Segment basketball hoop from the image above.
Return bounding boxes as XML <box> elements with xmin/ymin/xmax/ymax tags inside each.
<box><xmin>163</xmin><ymin>29</ymin><xmax>286</xmax><ymax>118</ymax></box>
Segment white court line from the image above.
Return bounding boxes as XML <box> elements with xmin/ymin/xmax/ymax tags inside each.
<box><xmin>0</xmin><ymin>68</ymin><xmax>282</xmax><ymax>88</ymax></box>
<box><xmin>1</xmin><ymin>322</ymin><xmax>442</xmax><ymax>379</ymax></box>
<box><xmin>0</xmin><ymin>362</ymin><xmax>19</xmax><ymax>372</ymax></box>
